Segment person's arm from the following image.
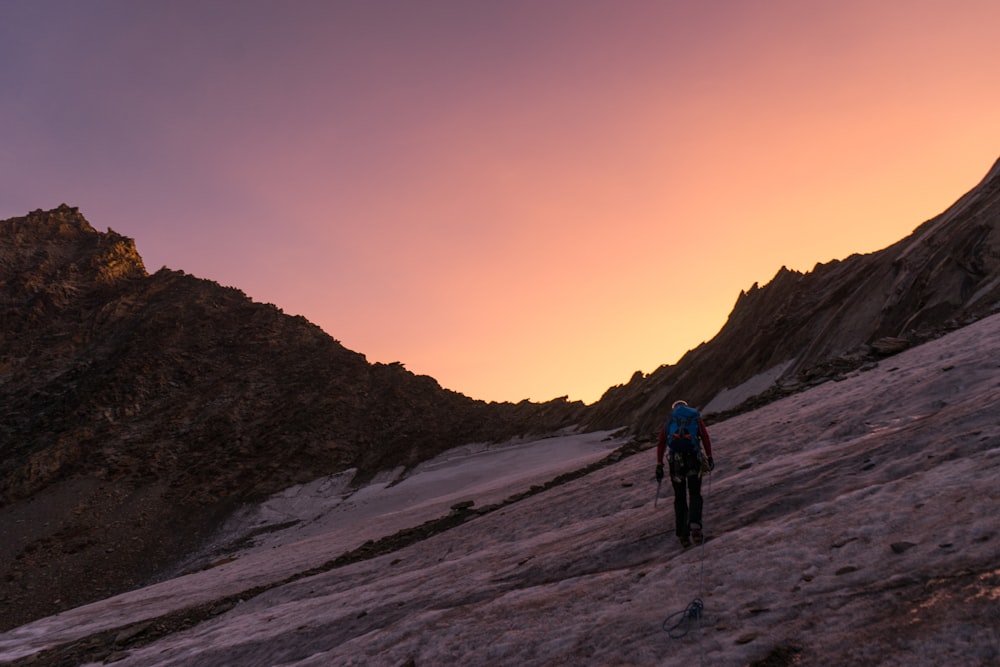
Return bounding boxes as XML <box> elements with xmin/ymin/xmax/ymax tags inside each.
<box><xmin>698</xmin><ymin>420</ymin><xmax>713</xmax><ymax>458</ymax></box>
<box><xmin>656</xmin><ymin>425</ymin><xmax>666</xmax><ymax>465</ymax></box>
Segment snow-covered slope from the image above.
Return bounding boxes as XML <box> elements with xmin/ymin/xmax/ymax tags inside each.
<box><xmin>3</xmin><ymin>315</ymin><xmax>1000</xmax><ymax>666</ymax></box>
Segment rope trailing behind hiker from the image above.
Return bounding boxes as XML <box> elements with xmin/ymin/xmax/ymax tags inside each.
<box><xmin>662</xmin><ymin>597</ymin><xmax>703</xmax><ymax>638</ymax></box>
<box><xmin>653</xmin><ymin>400</ymin><xmax>716</xmax><ymax>664</ymax></box>
<box><xmin>662</xmin><ymin>470</ymin><xmax>713</xmax><ymax>665</ymax></box>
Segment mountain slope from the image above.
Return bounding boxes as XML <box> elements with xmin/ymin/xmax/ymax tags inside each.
<box><xmin>588</xmin><ymin>157</ymin><xmax>1000</xmax><ymax>435</ymax></box>
<box><xmin>3</xmin><ymin>157</ymin><xmax>999</xmax><ymax>634</ymax></box>
<box><xmin>0</xmin><ymin>206</ymin><xmax>586</xmax><ymax>630</ymax></box>
<box><xmin>3</xmin><ymin>310</ymin><xmax>999</xmax><ymax>667</ymax></box>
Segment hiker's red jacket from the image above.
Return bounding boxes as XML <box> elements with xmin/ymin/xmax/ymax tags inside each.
<box><xmin>656</xmin><ymin>420</ymin><xmax>713</xmax><ymax>465</ymax></box>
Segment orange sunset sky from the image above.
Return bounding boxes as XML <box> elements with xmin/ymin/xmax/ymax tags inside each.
<box><xmin>4</xmin><ymin>1</ymin><xmax>1000</xmax><ymax>404</ymax></box>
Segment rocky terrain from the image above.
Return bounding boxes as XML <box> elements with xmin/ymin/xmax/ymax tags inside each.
<box><xmin>3</xmin><ymin>311</ymin><xmax>999</xmax><ymax>666</ymax></box>
<box><xmin>0</xmin><ymin>207</ymin><xmax>585</xmax><ymax>630</ymax></box>
<box><xmin>586</xmin><ymin>157</ymin><xmax>1000</xmax><ymax>435</ymax></box>
<box><xmin>2</xmin><ymin>156</ymin><xmax>998</xmax><ymax>636</ymax></box>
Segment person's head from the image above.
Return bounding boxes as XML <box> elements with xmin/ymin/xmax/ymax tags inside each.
<box><xmin>671</xmin><ymin>400</ymin><xmax>688</xmax><ymax>410</ymax></box>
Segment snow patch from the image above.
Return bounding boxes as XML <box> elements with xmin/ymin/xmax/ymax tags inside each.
<box><xmin>703</xmin><ymin>358</ymin><xmax>795</xmax><ymax>414</ymax></box>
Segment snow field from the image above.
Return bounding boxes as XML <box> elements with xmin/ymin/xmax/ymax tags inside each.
<box><xmin>2</xmin><ymin>315</ymin><xmax>999</xmax><ymax>665</ymax></box>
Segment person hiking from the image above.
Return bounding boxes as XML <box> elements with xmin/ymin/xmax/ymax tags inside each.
<box><xmin>655</xmin><ymin>400</ymin><xmax>714</xmax><ymax>547</ymax></box>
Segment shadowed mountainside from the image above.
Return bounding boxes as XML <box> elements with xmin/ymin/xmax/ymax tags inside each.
<box><xmin>586</xmin><ymin>157</ymin><xmax>1000</xmax><ymax>436</ymax></box>
<box><xmin>3</xmin><ymin>157</ymin><xmax>999</xmax><ymax>632</ymax></box>
<box><xmin>0</xmin><ymin>206</ymin><xmax>585</xmax><ymax>629</ymax></box>
<box><xmin>4</xmin><ymin>311</ymin><xmax>999</xmax><ymax>666</ymax></box>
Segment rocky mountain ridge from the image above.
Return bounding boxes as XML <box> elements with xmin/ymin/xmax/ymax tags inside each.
<box><xmin>0</xmin><ymin>206</ymin><xmax>585</xmax><ymax>629</ymax></box>
<box><xmin>5</xmin><ymin>309</ymin><xmax>999</xmax><ymax>666</ymax></box>
<box><xmin>586</xmin><ymin>157</ymin><xmax>1000</xmax><ymax>435</ymax></box>
<box><xmin>2</xmin><ymin>156</ymin><xmax>999</xmax><ymax>631</ymax></box>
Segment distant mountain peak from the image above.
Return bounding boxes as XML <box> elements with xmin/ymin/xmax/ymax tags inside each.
<box><xmin>588</xmin><ymin>156</ymin><xmax>1000</xmax><ymax>432</ymax></box>
<box><xmin>19</xmin><ymin>204</ymin><xmax>95</xmax><ymax>235</ymax></box>
<box><xmin>2</xmin><ymin>205</ymin><xmax>147</xmax><ymax>291</ymax></box>
<box><xmin>0</xmin><ymin>207</ymin><xmax>586</xmax><ymax>628</ymax></box>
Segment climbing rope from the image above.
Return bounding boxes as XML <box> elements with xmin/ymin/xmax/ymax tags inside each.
<box><xmin>661</xmin><ymin>597</ymin><xmax>703</xmax><ymax>638</ymax></box>
<box><xmin>663</xmin><ymin>469</ymin><xmax>713</xmax><ymax>665</ymax></box>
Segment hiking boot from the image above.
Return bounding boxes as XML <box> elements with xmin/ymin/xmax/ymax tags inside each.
<box><xmin>691</xmin><ymin>528</ymin><xmax>703</xmax><ymax>545</ymax></box>
<box><xmin>679</xmin><ymin>535</ymin><xmax>692</xmax><ymax>548</ymax></box>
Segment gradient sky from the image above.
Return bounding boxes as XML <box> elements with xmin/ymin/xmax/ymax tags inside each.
<box><xmin>3</xmin><ymin>1</ymin><xmax>1000</xmax><ymax>404</ymax></box>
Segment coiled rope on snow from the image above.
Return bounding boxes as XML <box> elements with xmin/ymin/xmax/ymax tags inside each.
<box><xmin>662</xmin><ymin>469</ymin><xmax>713</xmax><ymax>665</ymax></box>
<box><xmin>662</xmin><ymin>596</ymin><xmax>704</xmax><ymax>638</ymax></box>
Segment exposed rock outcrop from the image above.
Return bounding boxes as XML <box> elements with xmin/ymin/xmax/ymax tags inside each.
<box><xmin>3</xmin><ymin>156</ymin><xmax>999</xmax><ymax>631</ymax></box>
<box><xmin>0</xmin><ymin>207</ymin><xmax>585</xmax><ymax>629</ymax></box>
<box><xmin>587</xmin><ymin>157</ymin><xmax>1000</xmax><ymax>434</ymax></box>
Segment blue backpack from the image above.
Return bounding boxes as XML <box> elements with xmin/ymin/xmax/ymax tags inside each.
<box><xmin>666</xmin><ymin>404</ymin><xmax>702</xmax><ymax>454</ymax></box>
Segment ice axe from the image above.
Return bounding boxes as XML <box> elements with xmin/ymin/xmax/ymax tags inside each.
<box><xmin>653</xmin><ymin>463</ymin><xmax>664</xmax><ymax>506</ymax></box>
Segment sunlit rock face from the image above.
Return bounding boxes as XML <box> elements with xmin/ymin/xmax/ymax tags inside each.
<box><xmin>588</xmin><ymin>157</ymin><xmax>1000</xmax><ymax>434</ymax></box>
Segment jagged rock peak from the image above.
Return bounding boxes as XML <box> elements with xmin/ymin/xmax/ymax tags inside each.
<box><xmin>11</xmin><ymin>204</ymin><xmax>96</xmax><ymax>235</ymax></box>
<box><xmin>586</xmin><ymin>156</ymin><xmax>1000</xmax><ymax>434</ymax></box>
<box><xmin>1</xmin><ymin>205</ymin><xmax>147</xmax><ymax>286</ymax></box>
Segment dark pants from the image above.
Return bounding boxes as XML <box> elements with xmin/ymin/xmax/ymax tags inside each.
<box><xmin>669</xmin><ymin>452</ymin><xmax>703</xmax><ymax>537</ymax></box>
